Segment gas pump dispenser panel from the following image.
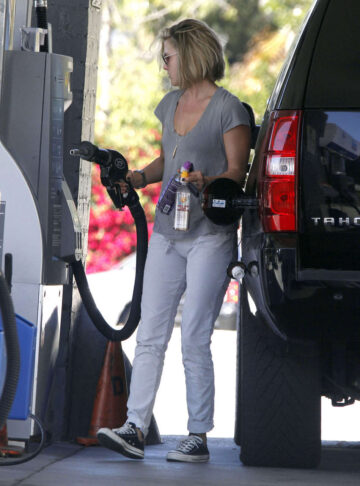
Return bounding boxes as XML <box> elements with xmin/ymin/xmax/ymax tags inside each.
<box><xmin>0</xmin><ymin>50</ymin><xmax>79</xmax><ymax>285</ymax></box>
<box><xmin>0</xmin><ymin>47</ymin><xmax>78</xmax><ymax>441</ymax></box>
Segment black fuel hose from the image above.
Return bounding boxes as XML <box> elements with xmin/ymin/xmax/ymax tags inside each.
<box><xmin>0</xmin><ymin>261</ymin><xmax>46</xmax><ymax>467</ymax></box>
<box><xmin>70</xmin><ymin>141</ymin><xmax>149</xmax><ymax>341</ymax></box>
<box><xmin>72</xmin><ymin>201</ymin><xmax>148</xmax><ymax>342</ymax></box>
<box><xmin>0</xmin><ymin>414</ymin><xmax>45</xmax><ymax>466</ymax></box>
<box><xmin>0</xmin><ymin>270</ymin><xmax>20</xmax><ymax>429</ymax></box>
<box><xmin>35</xmin><ymin>0</ymin><xmax>49</xmax><ymax>52</ymax></box>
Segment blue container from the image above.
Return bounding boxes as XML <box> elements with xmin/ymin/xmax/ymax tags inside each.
<box><xmin>0</xmin><ymin>314</ymin><xmax>36</xmax><ymax>420</ymax></box>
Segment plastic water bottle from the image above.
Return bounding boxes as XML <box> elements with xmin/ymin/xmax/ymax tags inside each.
<box><xmin>174</xmin><ymin>167</ymin><xmax>191</xmax><ymax>231</ymax></box>
<box><xmin>157</xmin><ymin>161</ymin><xmax>193</xmax><ymax>215</ymax></box>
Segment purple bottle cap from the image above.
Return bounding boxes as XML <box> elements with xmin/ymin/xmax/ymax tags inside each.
<box><xmin>183</xmin><ymin>161</ymin><xmax>193</xmax><ymax>171</ymax></box>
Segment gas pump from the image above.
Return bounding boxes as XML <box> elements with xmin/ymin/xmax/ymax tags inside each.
<box><xmin>0</xmin><ymin>0</ymin><xmax>79</xmax><ymax>442</ymax></box>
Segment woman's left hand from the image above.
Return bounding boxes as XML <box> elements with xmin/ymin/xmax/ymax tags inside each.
<box><xmin>186</xmin><ymin>170</ymin><xmax>207</xmax><ymax>191</ymax></box>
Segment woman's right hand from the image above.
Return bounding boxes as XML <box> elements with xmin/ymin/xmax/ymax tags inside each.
<box><xmin>117</xmin><ymin>170</ymin><xmax>144</xmax><ymax>193</ymax></box>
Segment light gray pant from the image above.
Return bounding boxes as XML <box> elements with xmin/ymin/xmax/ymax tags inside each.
<box><xmin>127</xmin><ymin>231</ymin><xmax>236</xmax><ymax>436</ymax></box>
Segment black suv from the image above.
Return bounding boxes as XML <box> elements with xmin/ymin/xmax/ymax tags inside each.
<box><xmin>235</xmin><ymin>0</ymin><xmax>360</xmax><ymax>469</ymax></box>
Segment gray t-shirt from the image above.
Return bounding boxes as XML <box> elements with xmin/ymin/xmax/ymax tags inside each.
<box><xmin>154</xmin><ymin>86</ymin><xmax>250</xmax><ymax>239</ymax></box>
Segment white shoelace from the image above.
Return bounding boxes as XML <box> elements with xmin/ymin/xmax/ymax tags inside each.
<box><xmin>176</xmin><ymin>435</ymin><xmax>203</xmax><ymax>453</ymax></box>
<box><xmin>113</xmin><ymin>422</ymin><xmax>136</xmax><ymax>435</ymax></box>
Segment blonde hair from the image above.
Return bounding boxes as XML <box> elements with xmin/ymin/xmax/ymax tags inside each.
<box><xmin>160</xmin><ymin>19</ymin><xmax>225</xmax><ymax>89</ymax></box>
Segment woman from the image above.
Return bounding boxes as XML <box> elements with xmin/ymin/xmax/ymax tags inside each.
<box><xmin>97</xmin><ymin>18</ymin><xmax>250</xmax><ymax>463</ymax></box>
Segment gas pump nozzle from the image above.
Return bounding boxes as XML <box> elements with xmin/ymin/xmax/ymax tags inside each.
<box><xmin>70</xmin><ymin>141</ymin><xmax>112</xmax><ymax>166</ymax></box>
<box><xmin>70</xmin><ymin>141</ymin><xmax>139</xmax><ymax>210</ymax></box>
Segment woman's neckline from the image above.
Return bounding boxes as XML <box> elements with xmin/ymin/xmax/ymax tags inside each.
<box><xmin>172</xmin><ymin>86</ymin><xmax>222</xmax><ymax>137</ymax></box>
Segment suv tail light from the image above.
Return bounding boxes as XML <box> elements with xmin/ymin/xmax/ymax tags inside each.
<box><xmin>258</xmin><ymin>110</ymin><xmax>301</xmax><ymax>232</ymax></box>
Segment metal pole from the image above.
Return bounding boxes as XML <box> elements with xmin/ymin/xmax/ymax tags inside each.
<box><xmin>7</xmin><ymin>0</ymin><xmax>15</xmax><ymax>49</ymax></box>
<box><xmin>0</xmin><ymin>0</ymin><xmax>8</xmax><ymax>100</ymax></box>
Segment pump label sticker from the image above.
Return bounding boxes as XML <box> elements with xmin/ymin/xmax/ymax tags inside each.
<box><xmin>212</xmin><ymin>199</ymin><xmax>226</xmax><ymax>208</ymax></box>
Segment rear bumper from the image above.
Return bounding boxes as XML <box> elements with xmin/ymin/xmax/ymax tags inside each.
<box><xmin>241</xmin><ymin>231</ymin><xmax>360</xmax><ymax>342</ymax></box>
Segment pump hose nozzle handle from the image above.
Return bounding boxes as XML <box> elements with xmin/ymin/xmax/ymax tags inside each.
<box><xmin>70</xmin><ymin>141</ymin><xmax>112</xmax><ymax>167</ymax></box>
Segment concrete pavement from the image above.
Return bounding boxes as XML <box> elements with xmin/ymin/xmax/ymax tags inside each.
<box><xmin>3</xmin><ymin>323</ymin><xmax>360</xmax><ymax>484</ymax></box>
<box><xmin>1</xmin><ymin>437</ymin><xmax>360</xmax><ymax>486</ymax></box>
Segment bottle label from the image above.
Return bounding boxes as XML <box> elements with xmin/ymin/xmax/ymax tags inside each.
<box><xmin>174</xmin><ymin>191</ymin><xmax>190</xmax><ymax>231</ymax></box>
<box><xmin>157</xmin><ymin>162</ymin><xmax>195</xmax><ymax>215</ymax></box>
<box><xmin>157</xmin><ymin>176</ymin><xmax>181</xmax><ymax>214</ymax></box>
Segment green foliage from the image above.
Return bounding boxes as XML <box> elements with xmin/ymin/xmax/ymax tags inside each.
<box><xmin>261</xmin><ymin>0</ymin><xmax>315</xmax><ymax>29</ymax></box>
<box><xmin>224</xmin><ymin>27</ymin><xmax>293</xmax><ymax>123</ymax></box>
<box><xmin>203</xmin><ymin>0</ymin><xmax>273</xmax><ymax>64</ymax></box>
<box><xmin>220</xmin><ymin>0</ymin><xmax>313</xmax><ymax>122</ymax></box>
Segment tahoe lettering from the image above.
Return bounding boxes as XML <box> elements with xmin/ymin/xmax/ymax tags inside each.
<box><xmin>311</xmin><ymin>217</ymin><xmax>360</xmax><ymax>226</ymax></box>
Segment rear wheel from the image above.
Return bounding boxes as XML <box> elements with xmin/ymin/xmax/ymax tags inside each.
<box><xmin>238</xmin><ymin>283</ymin><xmax>321</xmax><ymax>468</ymax></box>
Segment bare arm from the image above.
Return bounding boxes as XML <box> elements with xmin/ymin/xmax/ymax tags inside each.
<box><xmin>139</xmin><ymin>145</ymin><xmax>165</xmax><ymax>185</ymax></box>
<box><xmin>120</xmin><ymin>145</ymin><xmax>165</xmax><ymax>191</ymax></box>
<box><xmin>187</xmin><ymin>125</ymin><xmax>251</xmax><ymax>189</ymax></box>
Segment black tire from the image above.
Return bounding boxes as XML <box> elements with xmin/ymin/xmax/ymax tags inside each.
<box><xmin>238</xmin><ymin>282</ymin><xmax>321</xmax><ymax>468</ymax></box>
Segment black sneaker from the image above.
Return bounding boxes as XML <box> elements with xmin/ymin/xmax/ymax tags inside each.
<box><xmin>166</xmin><ymin>435</ymin><xmax>209</xmax><ymax>463</ymax></box>
<box><xmin>96</xmin><ymin>422</ymin><xmax>144</xmax><ymax>459</ymax></box>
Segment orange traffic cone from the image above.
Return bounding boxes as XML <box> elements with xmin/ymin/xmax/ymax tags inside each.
<box><xmin>76</xmin><ymin>341</ymin><xmax>128</xmax><ymax>446</ymax></box>
<box><xmin>0</xmin><ymin>424</ymin><xmax>23</xmax><ymax>457</ymax></box>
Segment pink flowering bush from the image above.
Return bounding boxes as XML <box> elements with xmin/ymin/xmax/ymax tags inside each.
<box><xmin>86</xmin><ymin>142</ymin><xmax>161</xmax><ymax>274</ymax></box>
